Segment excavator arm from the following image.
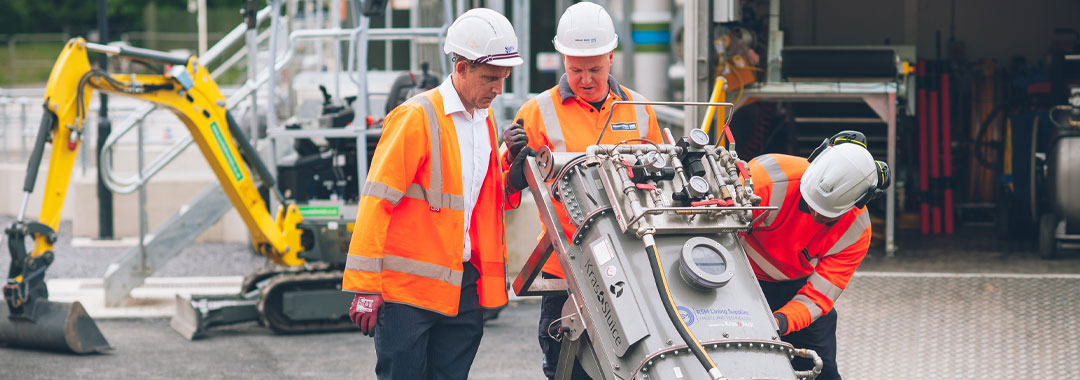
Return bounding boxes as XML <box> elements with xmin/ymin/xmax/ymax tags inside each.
<box><xmin>2</xmin><ymin>38</ymin><xmax>306</xmax><ymax>353</ymax></box>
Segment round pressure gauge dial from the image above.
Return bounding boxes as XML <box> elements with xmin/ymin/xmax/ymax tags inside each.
<box><xmin>644</xmin><ymin>151</ymin><xmax>667</xmax><ymax>173</ymax></box>
<box><xmin>678</xmin><ymin>237</ymin><xmax>734</xmax><ymax>290</ymax></box>
<box><xmin>689</xmin><ymin>128</ymin><xmax>710</xmax><ymax>149</ymax></box>
<box><xmin>687</xmin><ymin>175</ymin><xmax>710</xmax><ymax>198</ymax></box>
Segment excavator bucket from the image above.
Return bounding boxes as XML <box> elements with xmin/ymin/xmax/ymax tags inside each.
<box><xmin>171</xmin><ymin>294</ymin><xmax>260</xmax><ymax>340</ymax></box>
<box><xmin>0</xmin><ymin>300</ymin><xmax>112</xmax><ymax>354</ymax></box>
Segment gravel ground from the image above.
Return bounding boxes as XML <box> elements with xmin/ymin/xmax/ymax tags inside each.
<box><xmin>1</xmin><ymin>218</ymin><xmax>269</xmax><ymax>279</ymax></box>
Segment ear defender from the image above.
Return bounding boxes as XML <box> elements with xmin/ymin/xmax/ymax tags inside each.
<box><xmin>807</xmin><ymin>130</ymin><xmax>868</xmax><ymax>162</ymax></box>
<box><xmin>808</xmin><ymin>130</ymin><xmax>888</xmax><ymax>209</ymax></box>
<box><xmin>854</xmin><ymin>160</ymin><xmax>891</xmax><ymax>209</ymax></box>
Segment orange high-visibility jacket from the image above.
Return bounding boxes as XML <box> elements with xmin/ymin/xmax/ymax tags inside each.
<box><xmin>742</xmin><ymin>153</ymin><xmax>872</xmax><ymax>334</ymax></box>
<box><xmin>503</xmin><ymin>75</ymin><xmax>662</xmax><ymax>278</ymax></box>
<box><xmin>343</xmin><ymin>89</ymin><xmax>509</xmax><ymax>316</ymax></box>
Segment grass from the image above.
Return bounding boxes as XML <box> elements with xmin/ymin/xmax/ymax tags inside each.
<box><xmin>0</xmin><ymin>41</ymin><xmax>67</xmax><ymax>86</ymax></box>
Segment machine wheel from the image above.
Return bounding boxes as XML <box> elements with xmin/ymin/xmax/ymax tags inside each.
<box><xmin>1039</xmin><ymin>213</ymin><xmax>1059</xmax><ymax>259</ymax></box>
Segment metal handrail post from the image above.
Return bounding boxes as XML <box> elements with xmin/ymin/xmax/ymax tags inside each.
<box><xmin>267</xmin><ymin>0</ymin><xmax>281</xmax><ymax>134</ymax></box>
<box><xmin>245</xmin><ymin>0</ymin><xmax>260</xmax><ymax>146</ymax></box>
<box><xmin>19</xmin><ymin>97</ymin><xmax>28</xmax><ymax>161</ymax></box>
<box><xmin>136</xmin><ymin>119</ymin><xmax>148</xmax><ymax>273</ymax></box>
<box><xmin>0</xmin><ymin>97</ymin><xmax>8</xmax><ymax>160</ymax></box>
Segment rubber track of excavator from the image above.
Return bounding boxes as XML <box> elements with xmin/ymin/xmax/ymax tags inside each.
<box><xmin>240</xmin><ymin>261</ymin><xmax>337</xmax><ymax>295</ymax></box>
<box><xmin>255</xmin><ymin>269</ymin><xmax>356</xmax><ymax>334</ymax></box>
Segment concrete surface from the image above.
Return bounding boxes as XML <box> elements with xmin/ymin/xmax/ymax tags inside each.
<box><xmin>0</xmin><ymin>301</ymin><xmax>548</xmax><ymax>380</ymax></box>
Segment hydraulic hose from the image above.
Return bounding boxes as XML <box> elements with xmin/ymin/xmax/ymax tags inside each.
<box><xmin>643</xmin><ymin>238</ymin><xmax>727</xmax><ymax>380</ymax></box>
<box><xmin>23</xmin><ymin>109</ymin><xmax>57</xmax><ymax>193</ymax></box>
<box><xmin>224</xmin><ymin>111</ymin><xmax>285</xmax><ymax>203</ymax></box>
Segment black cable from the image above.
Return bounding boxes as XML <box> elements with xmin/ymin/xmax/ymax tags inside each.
<box><xmin>644</xmin><ymin>243</ymin><xmax>722</xmax><ymax>379</ymax></box>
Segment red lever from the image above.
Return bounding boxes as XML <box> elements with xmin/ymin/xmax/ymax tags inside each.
<box><xmin>635</xmin><ymin>183</ymin><xmax>655</xmax><ymax>190</ymax></box>
<box><xmin>691</xmin><ymin>199</ymin><xmax>735</xmax><ymax>207</ymax></box>
<box><xmin>691</xmin><ymin>199</ymin><xmax>722</xmax><ymax>207</ymax></box>
<box><xmin>736</xmin><ymin>161</ymin><xmax>749</xmax><ymax>180</ymax></box>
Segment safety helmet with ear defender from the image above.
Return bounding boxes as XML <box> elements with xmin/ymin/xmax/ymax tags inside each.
<box><xmin>801</xmin><ymin>130</ymin><xmax>891</xmax><ymax>218</ymax></box>
<box><xmin>443</xmin><ymin>8</ymin><xmax>523</xmax><ymax>67</ymax></box>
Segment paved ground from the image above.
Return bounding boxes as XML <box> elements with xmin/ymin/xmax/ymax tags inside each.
<box><xmin>0</xmin><ymin>300</ymin><xmax>546</xmax><ymax>380</ymax></box>
<box><xmin>3</xmin><ymin>216</ymin><xmax>1080</xmax><ymax>379</ymax></box>
<box><xmin>4</xmin><ymin>272</ymin><xmax>1077</xmax><ymax>379</ymax></box>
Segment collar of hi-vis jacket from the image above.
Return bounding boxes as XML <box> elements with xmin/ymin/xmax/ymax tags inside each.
<box><xmin>438</xmin><ymin>75</ymin><xmax>490</xmax><ymax>121</ymax></box>
<box><xmin>557</xmin><ymin>74</ymin><xmax>629</xmax><ymax>103</ymax></box>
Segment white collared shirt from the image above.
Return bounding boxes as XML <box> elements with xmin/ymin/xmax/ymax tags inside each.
<box><xmin>437</xmin><ymin>76</ymin><xmax>492</xmax><ymax>262</ymax></box>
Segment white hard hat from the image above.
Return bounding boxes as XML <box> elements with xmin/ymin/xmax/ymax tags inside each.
<box><xmin>553</xmin><ymin>2</ymin><xmax>619</xmax><ymax>57</ymax></box>
<box><xmin>800</xmin><ymin>144</ymin><xmax>880</xmax><ymax>218</ymax></box>
<box><xmin>443</xmin><ymin>8</ymin><xmax>523</xmax><ymax>67</ymax></box>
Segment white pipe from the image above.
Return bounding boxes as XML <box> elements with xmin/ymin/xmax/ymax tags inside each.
<box><xmin>197</xmin><ymin>0</ymin><xmax>208</xmax><ymax>56</ymax></box>
<box><xmin>268</xmin><ymin>0</ymin><xmax>280</xmax><ymax>133</ymax></box>
<box><xmin>632</xmin><ymin>0</ymin><xmax>671</xmax><ymax>101</ymax></box>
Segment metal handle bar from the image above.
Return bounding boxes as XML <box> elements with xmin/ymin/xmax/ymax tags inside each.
<box><xmin>1049</xmin><ymin>105</ymin><xmax>1080</xmax><ymax>129</ymax></box>
<box><xmin>623</xmin><ymin>205</ymin><xmax>778</xmax><ymax>228</ymax></box>
<box><xmin>599</xmin><ymin>101</ymin><xmax>736</xmax><ymax>145</ymax></box>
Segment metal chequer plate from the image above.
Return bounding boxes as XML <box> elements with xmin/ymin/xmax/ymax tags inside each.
<box><xmin>835</xmin><ymin>272</ymin><xmax>1080</xmax><ymax>379</ymax></box>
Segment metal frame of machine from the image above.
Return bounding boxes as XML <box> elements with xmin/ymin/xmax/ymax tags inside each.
<box><xmin>1039</xmin><ymin>84</ymin><xmax>1080</xmax><ymax>258</ymax></box>
<box><xmin>515</xmin><ymin>101</ymin><xmax>822</xmax><ymax>380</ymax></box>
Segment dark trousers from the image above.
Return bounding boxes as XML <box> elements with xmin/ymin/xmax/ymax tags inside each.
<box><xmin>374</xmin><ymin>262</ymin><xmax>484</xmax><ymax>380</ymax></box>
<box><xmin>538</xmin><ymin>273</ymin><xmax>591</xmax><ymax>380</ymax></box>
<box><xmin>759</xmin><ymin>278</ymin><xmax>841</xmax><ymax>380</ymax></box>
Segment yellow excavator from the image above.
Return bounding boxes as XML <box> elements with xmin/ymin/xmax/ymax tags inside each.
<box><xmin>1</xmin><ymin>38</ymin><xmax>356</xmax><ymax>353</ymax></box>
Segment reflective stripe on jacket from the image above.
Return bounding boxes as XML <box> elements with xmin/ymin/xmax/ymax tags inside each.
<box><xmin>742</xmin><ymin>153</ymin><xmax>872</xmax><ymax>333</ymax></box>
<box><xmin>343</xmin><ymin>88</ymin><xmax>509</xmax><ymax>316</ymax></box>
<box><xmin>504</xmin><ymin>74</ymin><xmax>662</xmax><ymax>278</ymax></box>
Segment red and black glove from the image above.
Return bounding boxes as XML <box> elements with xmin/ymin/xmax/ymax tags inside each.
<box><xmin>349</xmin><ymin>293</ymin><xmax>384</xmax><ymax>337</ymax></box>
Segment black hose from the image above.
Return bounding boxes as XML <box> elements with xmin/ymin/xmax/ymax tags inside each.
<box><xmin>644</xmin><ymin>243</ymin><xmax>722</xmax><ymax>378</ymax></box>
<box><xmin>23</xmin><ymin>109</ymin><xmax>57</xmax><ymax>193</ymax></box>
<box><xmin>224</xmin><ymin>110</ymin><xmax>285</xmax><ymax>203</ymax></box>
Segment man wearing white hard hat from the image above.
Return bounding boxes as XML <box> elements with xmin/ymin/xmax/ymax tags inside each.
<box><xmin>742</xmin><ymin>131</ymin><xmax>890</xmax><ymax>380</ymax></box>
<box><xmin>342</xmin><ymin>8</ymin><xmax>522</xmax><ymax>380</ymax></box>
<box><xmin>499</xmin><ymin>2</ymin><xmax>662</xmax><ymax>379</ymax></box>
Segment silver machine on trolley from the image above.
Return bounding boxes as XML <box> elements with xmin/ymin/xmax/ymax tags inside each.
<box><xmin>514</xmin><ymin>101</ymin><xmax>823</xmax><ymax>380</ymax></box>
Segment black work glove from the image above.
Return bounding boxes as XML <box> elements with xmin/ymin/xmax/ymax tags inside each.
<box><xmin>506</xmin><ymin>146</ymin><xmax>537</xmax><ymax>194</ymax></box>
<box><xmin>503</xmin><ymin>118</ymin><xmax>528</xmax><ymax>163</ymax></box>
<box><xmin>774</xmin><ymin>312</ymin><xmax>789</xmax><ymax>336</ymax></box>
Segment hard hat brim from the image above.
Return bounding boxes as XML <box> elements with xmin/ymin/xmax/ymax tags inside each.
<box><xmin>799</xmin><ymin>179</ymin><xmax>848</xmax><ymax>219</ymax></box>
<box><xmin>552</xmin><ymin>38</ymin><xmax>618</xmax><ymax>57</ymax></box>
<box><xmin>485</xmin><ymin>56</ymin><xmax>524</xmax><ymax>67</ymax></box>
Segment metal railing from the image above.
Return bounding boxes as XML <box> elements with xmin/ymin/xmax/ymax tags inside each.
<box><xmin>98</xmin><ymin>6</ymin><xmax>274</xmax><ymax>194</ymax></box>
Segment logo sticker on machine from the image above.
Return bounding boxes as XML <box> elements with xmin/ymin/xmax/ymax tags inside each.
<box><xmin>604</xmin><ymin>265</ymin><xmax>617</xmax><ymax>278</ymax></box>
<box><xmin>589</xmin><ymin>238</ymin><xmax>615</xmax><ymax>266</ymax></box>
<box><xmin>299</xmin><ymin>206</ymin><xmax>341</xmax><ymax>218</ymax></box>
<box><xmin>677</xmin><ymin>305</ymin><xmax>695</xmax><ymax>326</ymax></box>
<box><xmin>610</xmin><ymin>122</ymin><xmax>637</xmax><ymax>131</ymax></box>
<box><xmin>209</xmin><ymin>121</ymin><xmax>243</xmax><ymax>182</ymax></box>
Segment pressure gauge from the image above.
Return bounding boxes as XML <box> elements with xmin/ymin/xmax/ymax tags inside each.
<box><xmin>689</xmin><ymin>128</ymin><xmax>710</xmax><ymax>149</ymax></box>
<box><xmin>687</xmin><ymin>176</ymin><xmax>710</xmax><ymax>198</ymax></box>
<box><xmin>644</xmin><ymin>151</ymin><xmax>667</xmax><ymax>174</ymax></box>
<box><xmin>678</xmin><ymin>237</ymin><xmax>734</xmax><ymax>290</ymax></box>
